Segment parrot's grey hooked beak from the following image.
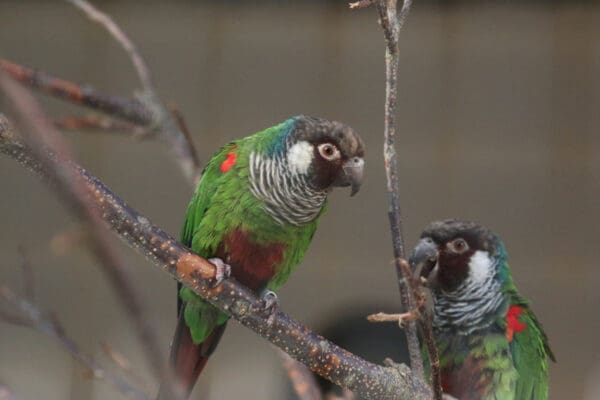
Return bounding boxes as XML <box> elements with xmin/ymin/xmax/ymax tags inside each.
<box><xmin>409</xmin><ymin>237</ymin><xmax>439</xmax><ymax>288</ymax></box>
<box><xmin>335</xmin><ymin>157</ymin><xmax>364</xmax><ymax>196</ymax></box>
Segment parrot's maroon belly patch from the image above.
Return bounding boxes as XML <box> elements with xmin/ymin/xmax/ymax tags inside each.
<box><xmin>219</xmin><ymin>229</ymin><xmax>285</xmax><ymax>291</ymax></box>
<box><xmin>505</xmin><ymin>305</ymin><xmax>527</xmax><ymax>342</ymax></box>
<box><xmin>441</xmin><ymin>358</ymin><xmax>490</xmax><ymax>400</ymax></box>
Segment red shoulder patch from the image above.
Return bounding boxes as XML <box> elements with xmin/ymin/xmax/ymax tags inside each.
<box><xmin>506</xmin><ymin>305</ymin><xmax>527</xmax><ymax>342</ymax></box>
<box><xmin>220</xmin><ymin>150</ymin><xmax>237</xmax><ymax>173</ymax></box>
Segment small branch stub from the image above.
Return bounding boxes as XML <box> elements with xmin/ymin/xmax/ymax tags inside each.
<box><xmin>367</xmin><ymin>311</ymin><xmax>420</xmax><ymax>327</ymax></box>
<box><xmin>349</xmin><ymin>0</ymin><xmax>374</xmax><ymax>9</ymax></box>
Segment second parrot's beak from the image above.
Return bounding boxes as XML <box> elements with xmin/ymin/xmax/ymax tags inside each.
<box><xmin>334</xmin><ymin>157</ymin><xmax>365</xmax><ymax>196</ymax></box>
<box><xmin>410</xmin><ymin>237</ymin><xmax>439</xmax><ymax>288</ymax></box>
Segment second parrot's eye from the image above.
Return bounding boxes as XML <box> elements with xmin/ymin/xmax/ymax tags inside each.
<box><xmin>318</xmin><ymin>143</ymin><xmax>340</xmax><ymax>161</ymax></box>
<box><xmin>449</xmin><ymin>238</ymin><xmax>469</xmax><ymax>254</ymax></box>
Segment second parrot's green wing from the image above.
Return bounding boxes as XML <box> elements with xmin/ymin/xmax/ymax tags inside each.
<box><xmin>508</xmin><ymin>297</ymin><xmax>555</xmax><ymax>400</ymax></box>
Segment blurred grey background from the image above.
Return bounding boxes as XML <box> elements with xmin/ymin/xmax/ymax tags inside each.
<box><xmin>0</xmin><ymin>0</ymin><xmax>598</xmax><ymax>399</ymax></box>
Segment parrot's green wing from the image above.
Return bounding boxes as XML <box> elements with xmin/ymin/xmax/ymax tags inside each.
<box><xmin>181</xmin><ymin>143</ymin><xmax>236</xmax><ymax>250</ymax></box>
<box><xmin>179</xmin><ymin>143</ymin><xmax>237</xmax><ymax>342</ymax></box>
<box><xmin>509</xmin><ymin>297</ymin><xmax>555</xmax><ymax>400</ymax></box>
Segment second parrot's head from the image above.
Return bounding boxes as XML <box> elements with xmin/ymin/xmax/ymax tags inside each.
<box><xmin>410</xmin><ymin>219</ymin><xmax>508</xmax><ymax>294</ymax></box>
<box><xmin>278</xmin><ymin>115</ymin><xmax>365</xmax><ymax>196</ymax></box>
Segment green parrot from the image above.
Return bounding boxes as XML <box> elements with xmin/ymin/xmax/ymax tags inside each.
<box><xmin>410</xmin><ymin>219</ymin><xmax>555</xmax><ymax>400</ymax></box>
<box><xmin>161</xmin><ymin>116</ymin><xmax>365</xmax><ymax>399</ymax></box>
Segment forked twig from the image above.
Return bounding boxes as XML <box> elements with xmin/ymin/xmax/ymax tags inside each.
<box><xmin>66</xmin><ymin>0</ymin><xmax>153</xmax><ymax>91</ymax></box>
<box><xmin>0</xmin><ymin>286</ymin><xmax>151</xmax><ymax>400</ymax></box>
<box><xmin>65</xmin><ymin>0</ymin><xmax>200</xmax><ymax>184</ymax></box>
<box><xmin>0</xmin><ymin>71</ymin><xmax>182</xmax><ymax>400</ymax></box>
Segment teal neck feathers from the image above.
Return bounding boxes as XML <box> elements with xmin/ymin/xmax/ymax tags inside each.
<box><xmin>249</xmin><ymin>117</ymin><xmax>327</xmax><ymax>226</ymax></box>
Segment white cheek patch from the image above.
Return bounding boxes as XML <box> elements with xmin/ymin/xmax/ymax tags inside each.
<box><xmin>468</xmin><ymin>250</ymin><xmax>493</xmax><ymax>284</ymax></box>
<box><xmin>287</xmin><ymin>141</ymin><xmax>314</xmax><ymax>174</ymax></box>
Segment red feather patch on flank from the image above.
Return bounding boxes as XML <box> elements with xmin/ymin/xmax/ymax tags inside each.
<box><xmin>220</xmin><ymin>151</ymin><xmax>237</xmax><ymax>173</ymax></box>
<box><xmin>506</xmin><ymin>305</ymin><xmax>527</xmax><ymax>342</ymax></box>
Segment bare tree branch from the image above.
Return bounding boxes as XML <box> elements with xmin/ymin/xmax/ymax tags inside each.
<box><xmin>0</xmin><ymin>286</ymin><xmax>151</xmax><ymax>400</ymax></box>
<box><xmin>16</xmin><ymin>245</ymin><xmax>35</xmax><ymax>301</ymax></box>
<box><xmin>0</xmin><ymin>72</ymin><xmax>181</xmax><ymax>400</ymax></box>
<box><xmin>66</xmin><ymin>0</ymin><xmax>153</xmax><ymax>92</ymax></box>
<box><xmin>0</xmin><ymin>59</ymin><xmax>153</xmax><ymax>126</ymax></box>
<box><xmin>351</xmin><ymin>1</ymin><xmax>443</xmax><ymax>398</ymax></box>
<box><xmin>0</xmin><ymin>382</ymin><xmax>16</xmax><ymax>400</ymax></box>
<box><xmin>55</xmin><ymin>115</ymin><xmax>150</xmax><ymax>139</ymax></box>
<box><xmin>0</xmin><ymin>111</ymin><xmax>431</xmax><ymax>399</ymax></box>
<box><xmin>278</xmin><ymin>349</ymin><xmax>323</xmax><ymax>400</ymax></box>
<box><xmin>326</xmin><ymin>388</ymin><xmax>356</xmax><ymax>400</ymax></box>
<box><xmin>370</xmin><ymin>0</ymin><xmax>427</xmax><ymax>381</ymax></box>
<box><xmin>0</xmin><ymin>57</ymin><xmax>200</xmax><ymax>184</ymax></box>
<box><xmin>367</xmin><ymin>311</ymin><xmax>419</xmax><ymax>325</ymax></box>
<box><xmin>0</xmin><ymin>2</ymin><xmax>440</xmax><ymax>398</ymax></box>
<box><xmin>349</xmin><ymin>1</ymin><xmax>374</xmax><ymax>9</ymax></box>
<box><xmin>65</xmin><ymin>0</ymin><xmax>201</xmax><ymax>185</ymax></box>
<box><xmin>100</xmin><ymin>342</ymin><xmax>154</xmax><ymax>394</ymax></box>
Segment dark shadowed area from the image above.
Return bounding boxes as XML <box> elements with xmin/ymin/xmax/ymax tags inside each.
<box><xmin>0</xmin><ymin>1</ymin><xmax>598</xmax><ymax>399</ymax></box>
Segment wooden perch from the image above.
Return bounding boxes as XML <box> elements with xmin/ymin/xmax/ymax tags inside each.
<box><xmin>0</xmin><ymin>110</ymin><xmax>431</xmax><ymax>399</ymax></box>
<box><xmin>0</xmin><ymin>1</ymin><xmax>440</xmax><ymax>398</ymax></box>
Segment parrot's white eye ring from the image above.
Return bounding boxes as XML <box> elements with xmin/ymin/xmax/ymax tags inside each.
<box><xmin>449</xmin><ymin>238</ymin><xmax>469</xmax><ymax>254</ymax></box>
<box><xmin>317</xmin><ymin>143</ymin><xmax>340</xmax><ymax>161</ymax></box>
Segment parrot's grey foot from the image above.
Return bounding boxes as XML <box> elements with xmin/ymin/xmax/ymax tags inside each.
<box><xmin>208</xmin><ymin>258</ymin><xmax>231</xmax><ymax>287</ymax></box>
<box><xmin>260</xmin><ymin>290</ymin><xmax>279</xmax><ymax>326</ymax></box>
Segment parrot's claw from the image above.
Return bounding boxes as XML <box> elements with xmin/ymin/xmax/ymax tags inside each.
<box><xmin>260</xmin><ymin>290</ymin><xmax>279</xmax><ymax>326</ymax></box>
<box><xmin>208</xmin><ymin>258</ymin><xmax>231</xmax><ymax>287</ymax></box>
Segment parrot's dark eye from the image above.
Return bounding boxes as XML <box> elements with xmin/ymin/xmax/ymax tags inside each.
<box><xmin>448</xmin><ymin>238</ymin><xmax>469</xmax><ymax>254</ymax></box>
<box><xmin>317</xmin><ymin>143</ymin><xmax>341</xmax><ymax>161</ymax></box>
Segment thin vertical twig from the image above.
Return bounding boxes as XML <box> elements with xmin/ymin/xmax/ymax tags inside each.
<box><xmin>368</xmin><ymin>2</ymin><xmax>444</xmax><ymax>397</ymax></box>
<box><xmin>373</xmin><ymin>0</ymin><xmax>424</xmax><ymax>380</ymax></box>
<box><xmin>350</xmin><ymin>0</ymin><xmax>445</xmax><ymax>395</ymax></box>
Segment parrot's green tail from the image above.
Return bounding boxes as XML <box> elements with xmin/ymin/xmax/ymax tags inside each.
<box><xmin>156</xmin><ymin>310</ymin><xmax>227</xmax><ymax>400</ymax></box>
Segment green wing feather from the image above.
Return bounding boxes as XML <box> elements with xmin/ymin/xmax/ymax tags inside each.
<box><xmin>180</xmin><ymin>143</ymin><xmax>237</xmax><ymax>343</ymax></box>
<box><xmin>181</xmin><ymin>142</ymin><xmax>240</xmax><ymax>250</ymax></box>
<box><xmin>509</xmin><ymin>296</ymin><xmax>555</xmax><ymax>400</ymax></box>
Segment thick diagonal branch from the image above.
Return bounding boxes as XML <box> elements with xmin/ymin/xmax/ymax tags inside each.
<box><xmin>0</xmin><ymin>114</ymin><xmax>430</xmax><ymax>400</ymax></box>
